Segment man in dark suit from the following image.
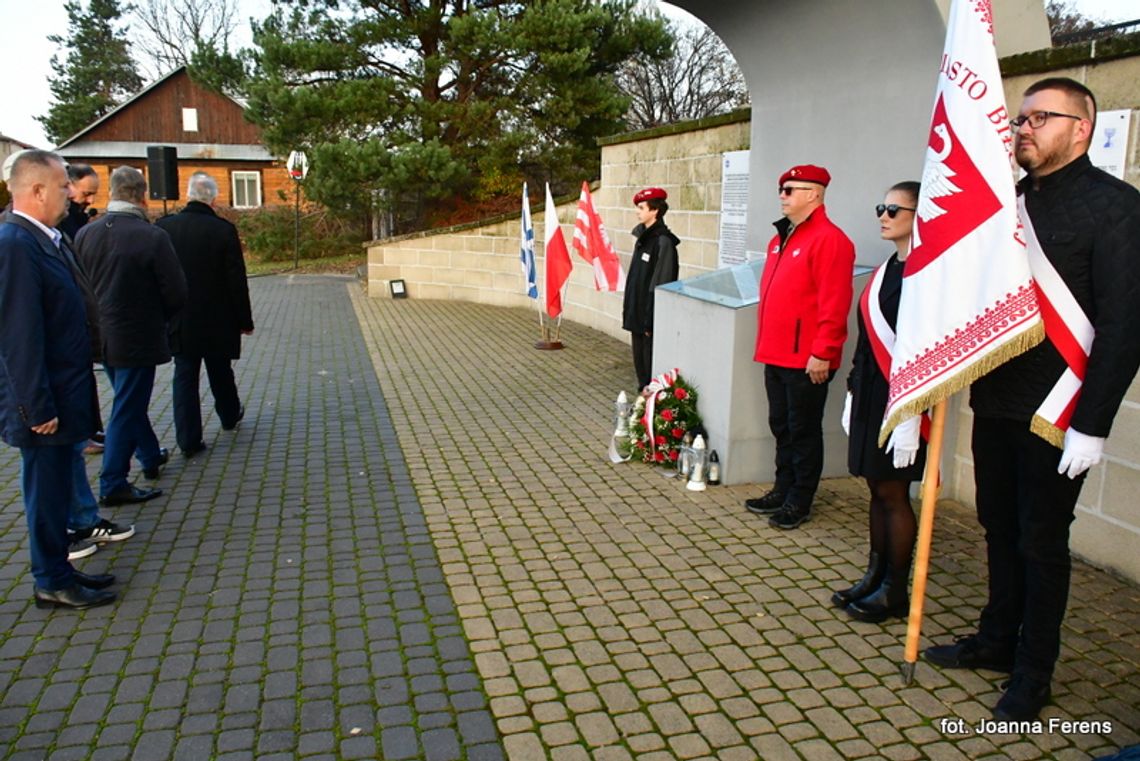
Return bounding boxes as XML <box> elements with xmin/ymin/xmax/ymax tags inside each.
<box><xmin>0</xmin><ymin>150</ymin><xmax>116</xmax><ymax>608</ymax></box>
<box><xmin>157</xmin><ymin>172</ymin><xmax>254</xmax><ymax>457</ymax></box>
<box><xmin>75</xmin><ymin>167</ymin><xmax>187</xmax><ymax>506</ymax></box>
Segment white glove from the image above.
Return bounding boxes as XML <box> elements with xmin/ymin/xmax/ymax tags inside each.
<box><xmin>1058</xmin><ymin>427</ymin><xmax>1104</xmax><ymax>480</ymax></box>
<box><xmin>841</xmin><ymin>392</ymin><xmax>852</xmax><ymax>436</ymax></box>
<box><xmin>885</xmin><ymin>415</ymin><xmax>920</xmax><ymax>469</ymax></box>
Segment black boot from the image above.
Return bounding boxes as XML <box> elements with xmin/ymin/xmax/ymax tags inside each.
<box><xmin>846</xmin><ymin>568</ymin><xmax>909</xmax><ymax>623</ymax></box>
<box><xmin>830</xmin><ymin>552</ymin><xmax>884</xmax><ymax>608</ymax></box>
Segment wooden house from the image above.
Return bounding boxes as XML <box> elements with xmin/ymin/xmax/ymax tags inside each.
<box><xmin>55</xmin><ymin>67</ymin><xmax>294</xmax><ymax>213</ymax></box>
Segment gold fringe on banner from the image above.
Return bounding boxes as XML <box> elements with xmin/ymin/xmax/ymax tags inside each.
<box><xmin>1030</xmin><ymin>415</ymin><xmax>1065</xmax><ymax>449</ymax></box>
<box><xmin>879</xmin><ymin>322</ymin><xmax>1046</xmax><ymax>447</ymax></box>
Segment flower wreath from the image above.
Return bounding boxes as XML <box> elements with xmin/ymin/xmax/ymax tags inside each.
<box><xmin>624</xmin><ymin>370</ymin><xmax>702</xmax><ymax>467</ymax></box>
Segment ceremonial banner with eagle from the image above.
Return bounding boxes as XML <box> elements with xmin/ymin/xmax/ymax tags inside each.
<box><xmin>881</xmin><ymin>0</ymin><xmax>1044</xmax><ymax>441</ymax></box>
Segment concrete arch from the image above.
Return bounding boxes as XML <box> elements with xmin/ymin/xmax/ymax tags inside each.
<box><xmin>663</xmin><ymin>0</ymin><xmax>1050</xmax><ymax>264</ymax></box>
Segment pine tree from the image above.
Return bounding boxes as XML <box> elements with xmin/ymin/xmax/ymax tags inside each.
<box><xmin>38</xmin><ymin>0</ymin><xmax>144</xmax><ymax>145</ymax></box>
<box><xmin>242</xmin><ymin>0</ymin><xmax>672</xmax><ymax>231</ymax></box>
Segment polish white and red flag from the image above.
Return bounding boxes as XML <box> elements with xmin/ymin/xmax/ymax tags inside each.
<box><xmin>882</xmin><ymin>0</ymin><xmax>1043</xmax><ymax>441</ymax></box>
<box><xmin>543</xmin><ymin>183</ymin><xmax>573</xmax><ymax>319</ymax></box>
<box><xmin>572</xmin><ymin>181</ymin><xmax>625</xmax><ymax>291</ymax></box>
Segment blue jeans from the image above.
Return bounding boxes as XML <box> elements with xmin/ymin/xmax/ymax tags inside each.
<box><xmin>21</xmin><ymin>445</ymin><xmax>76</xmax><ymax>590</ymax></box>
<box><xmin>68</xmin><ymin>441</ymin><xmax>100</xmax><ymax>532</ymax></box>
<box><xmin>101</xmin><ymin>365</ymin><xmax>162</xmax><ymax>497</ymax></box>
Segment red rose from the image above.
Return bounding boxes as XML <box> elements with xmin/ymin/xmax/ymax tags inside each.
<box><xmin>674</xmin><ymin>388</ymin><xmax>688</xmax><ymax>400</ymax></box>
<box><xmin>655</xmin><ymin>435</ymin><xmax>666</xmax><ymax>446</ymax></box>
<box><xmin>654</xmin><ymin>451</ymin><xmax>666</xmax><ymax>462</ymax></box>
<box><xmin>635</xmin><ymin>440</ymin><xmax>645</xmax><ymax>449</ymax></box>
<box><xmin>672</xmin><ymin>427</ymin><xmax>685</xmax><ymax>439</ymax></box>
<box><xmin>668</xmin><ymin>450</ymin><xmax>680</xmax><ymax>462</ymax></box>
<box><xmin>660</xmin><ymin>409</ymin><xmax>675</xmax><ymax>422</ymax></box>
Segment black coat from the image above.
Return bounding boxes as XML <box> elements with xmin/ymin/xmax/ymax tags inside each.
<box><xmin>622</xmin><ymin>221</ymin><xmax>680</xmax><ymax>334</ymax></box>
<box><xmin>157</xmin><ymin>202</ymin><xmax>253</xmax><ymax>359</ymax></box>
<box><xmin>847</xmin><ymin>255</ymin><xmax>926</xmax><ymax>481</ymax></box>
<box><xmin>75</xmin><ymin>210</ymin><xmax>188</xmax><ymax>367</ymax></box>
<box><xmin>971</xmin><ymin>155</ymin><xmax>1140</xmax><ymax>436</ymax></box>
<box><xmin>0</xmin><ymin>217</ymin><xmax>97</xmax><ymax>448</ymax></box>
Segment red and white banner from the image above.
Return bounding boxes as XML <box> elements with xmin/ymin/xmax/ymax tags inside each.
<box><xmin>572</xmin><ymin>181</ymin><xmax>625</xmax><ymax>291</ymax></box>
<box><xmin>883</xmin><ymin>0</ymin><xmax>1043</xmax><ymax>441</ymax></box>
<box><xmin>544</xmin><ymin>183</ymin><xmax>573</xmax><ymax>319</ymax></box>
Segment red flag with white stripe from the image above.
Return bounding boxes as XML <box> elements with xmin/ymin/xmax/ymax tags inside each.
<box><xmin>544</xmin><ymin>183</ymin><xmax>573</xmax><ymax>319</ymax></box>
<box><xmin>572</xmin><ymin>181</ymin><xmax>625</xmax><ymax>291</ymax></box>
<box><xmin>883</xmin><ymin>0</ymin><xmax>1043</xmax><ymax>442</ymax></box>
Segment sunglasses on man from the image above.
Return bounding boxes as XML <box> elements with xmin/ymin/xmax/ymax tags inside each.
<box><xmin>778</xmin><ymin>185</ymin><xmax>816</xmax><ymax>196</ymax></box>
<box><xmin>876</xmin><ymin>204</ymin><xmax>916</xmax><ymax>219</ymax></box>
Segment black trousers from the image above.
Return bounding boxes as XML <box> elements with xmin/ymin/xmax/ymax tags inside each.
<box><xmin>631</xmin><ymin>332</ymin><xmax>652</xmax><ymax>390</ymax></box>
<box><xmin>173</xmin><ymin>354</ymin><xmax>243</xmax><ymax>451</ymax></box>
<box><xmin>972</xmin><ymin>416</ymin><xmax>1085</xmax><ymax>683</ymax></box>
<box><xmin>764</xmin><ymin>364</ymin><xmax>833</xmax><ymax>508</ymax></box>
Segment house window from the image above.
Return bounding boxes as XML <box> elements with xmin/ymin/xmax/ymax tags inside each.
<box><xmin>182</xmin><ymin>108</ymin><xmax>199</xmax><ymax>132</ymax></box>
<box><xmin>232</xmin><ymin>171</ymin><xmax>261</xmax><ymax>208</ymax></box>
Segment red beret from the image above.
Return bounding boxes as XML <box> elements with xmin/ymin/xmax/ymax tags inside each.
<box><xmin>778</xmin><ymin>165</ymin><xmax>831</xmax><ymax>188</ymax></box>
<box><xmin>633</xmin><ymin>187</ymin><xmax>667</xmax><ymax>205</ymax></box>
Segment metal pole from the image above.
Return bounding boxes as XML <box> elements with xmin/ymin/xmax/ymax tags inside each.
<box><xmin>293</xmin><ymin>181</ymin><xmax>301</xmax><ymax>269</ymax></box>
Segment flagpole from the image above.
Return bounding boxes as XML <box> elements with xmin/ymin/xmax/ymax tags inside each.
<box><xmin>899</xmin><ymin>399</ymin><xmax>948</xmax><ymax>685</ymax></box>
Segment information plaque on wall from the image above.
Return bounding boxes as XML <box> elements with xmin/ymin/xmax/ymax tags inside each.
<box><xmin>1088</xmin><ymin>109</ymin><xmax>1130</xmax><ymax>180</ymax></box>
<box><xmin>718</xmin><ymin>150</ymin><xmax>750</xmax><ymax>269</ymax></box>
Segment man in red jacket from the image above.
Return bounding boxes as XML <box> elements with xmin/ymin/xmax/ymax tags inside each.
<box><xmin>747</xmin><ymin>165</ymin><xmax>855</xmax><ymax>529</ymax></box>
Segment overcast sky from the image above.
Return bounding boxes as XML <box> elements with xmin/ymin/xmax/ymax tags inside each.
<box><xmin>1</xmin><ymin>0</ymin><xmax>1135</xmax><ymax>150</ymax></box>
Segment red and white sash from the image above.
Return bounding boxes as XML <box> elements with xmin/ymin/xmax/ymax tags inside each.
<box><xmin>1020</xmin><ymin>197</ymin><xmax>1094</xmax><ymax>446</ymax></box>
<box><xmin>860</xmin><ymin>261</ymin><xmax>932</xmax><ymax>443</ymax></box>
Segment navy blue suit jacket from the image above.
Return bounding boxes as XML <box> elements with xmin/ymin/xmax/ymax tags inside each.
<box><xmin>0</xmin><ymin>215</ymin><xmax>97</xmax><ymax>448</ymax></box>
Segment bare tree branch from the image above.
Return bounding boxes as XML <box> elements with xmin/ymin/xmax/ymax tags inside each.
<box><xmin>131</xmin><ymin>0</ymin><xmax>237</xmax><ymax>78</ymax></box>
<box><xmin>616</xmin><ymin>21</ymin><xmax>748</xmax><ymax>131</ymax></box>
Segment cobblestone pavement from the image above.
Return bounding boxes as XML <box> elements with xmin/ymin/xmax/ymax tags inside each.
<box><xmin>0</xmin><ymin>275</ymin><xmax>1136</xmax><ymax>761</ymax></box>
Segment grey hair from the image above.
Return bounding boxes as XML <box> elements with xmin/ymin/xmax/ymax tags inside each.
<box><xmin>110</xmin><ymin>166</ymin><xmax>147</xmax><ymax>203</ymax></box>
<box><xmin>186</xmin><ymin>172</ymin><xmax>218</xmax><ymax>203</ymax></box>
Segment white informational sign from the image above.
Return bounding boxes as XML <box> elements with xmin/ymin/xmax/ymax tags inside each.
<box><xmin>1088</xmin><ymin>109</ymin><xmax>1130</xmax><ymax>180</ymax></box>
<box><xmin>718</xmin><ymin>150</ymin><xmax>750</xmax><ymax>269</ymax></box>
<box><xmin>287</xmin><ymin>150</ymin><xmax>309</xmax><ymax>180</ymax></box>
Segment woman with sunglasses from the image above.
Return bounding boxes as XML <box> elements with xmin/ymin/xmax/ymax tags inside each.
<box><xmin>832</xmin><ymin>180</ymin><xmax>927</xmax><ymax>623</ymax></box>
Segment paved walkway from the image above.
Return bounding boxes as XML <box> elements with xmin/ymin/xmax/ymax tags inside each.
<box><xmin>0</xmin><ymin>274</ymin><xmax>1136</xmax><ymax>760</ymax></box>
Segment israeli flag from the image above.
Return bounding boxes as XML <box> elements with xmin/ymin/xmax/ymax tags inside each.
<box><xmin>520</xmin><ymin>183</ymin><xmax>538</xmax><ymax>298</ymax></box>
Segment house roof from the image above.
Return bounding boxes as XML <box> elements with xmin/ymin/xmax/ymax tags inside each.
<box><xmin>54</xmin><ymin>66</ymin><xmax>257</xmax><ymax>152</ymax></box>
<box><xmin>0</xmin><ymin>133</ymin><xmax>38</xmax><ymax>150</ymax></box>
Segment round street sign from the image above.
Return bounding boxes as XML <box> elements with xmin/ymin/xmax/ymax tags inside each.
<box><xmin>287</xmin><ymin>150</ymin><xmax>309</xmax><ymax>180</ymax></box>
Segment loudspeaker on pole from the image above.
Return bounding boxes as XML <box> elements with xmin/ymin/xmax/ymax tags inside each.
<box><xmin>146</xmin><ymin>146</ymin><xmax>179</xmax><ymax>201</ymax></box>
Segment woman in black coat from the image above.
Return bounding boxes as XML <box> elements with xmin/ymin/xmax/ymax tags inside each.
<box><xmin>832</xmin><ymin>181</ymin><xmax>926</xmax><ymax>623</ymax></box>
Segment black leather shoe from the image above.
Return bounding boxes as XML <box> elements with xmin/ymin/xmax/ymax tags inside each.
<box><xmin>182</xmin><ymin>441</ymin><xmax>207</xmax><ymax>459</ymax></box>
<box><xmin>34</xmin><ymin>584</ymin><xmax>116</xmax><ymax>609</ymax></box>
<box><xmin>744</xmin><ymin>490</ymin><xmax>786</xmax><ymax>515</ymax></box>
<box><xmin>993</xmin><ymin>675</ymin><xmax>1051</xmax><ymax>721</ymax></box>
<box><xmin>100</xmin><ymin>485</ymin><xmax>163</xmax><ymax>506</ymax></box>
<box><xmin>846</xmin><ymin>576</ymin><xmax>909</xmax><ymax>623</ymax></box>
<box><xmin>831</xmin><ymin>552</ymin><xmax>884</xmax><ymax>608</ymax></box>
<box><xmin>924</xmin><ymin>634</ymin><xmax>1015</xmax><ymax>672</ymax></box>
<box><xmin>73</xmin><ymin>570</ymin><xmax>116</xmax><ymax>590</ymax></box>
<box><xmin>142</xmin><ymin>448</ymin><xmax>170</xmax><ymax>479</ymax></box>
<box><xmin>222</xmin><ymin>405</ymin><xmax>245</xmax><ymax>431</ymax></box>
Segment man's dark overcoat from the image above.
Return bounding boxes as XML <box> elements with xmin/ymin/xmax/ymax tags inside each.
<box><xmin>156</xmin><ymin>202</ymin><xmax>253</xmax><ymax>359</ymax></box>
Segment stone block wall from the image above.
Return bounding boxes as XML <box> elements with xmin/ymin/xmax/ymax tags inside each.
<box><xmin>366</xmin><ymin>112</ymin><xmax>751</xmax><ymax>342</ymax></box>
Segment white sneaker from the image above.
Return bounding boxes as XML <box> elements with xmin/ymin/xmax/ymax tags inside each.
<box><xmin>67</xmin><ymin>537</ymin><xmax>98</xmax><ymax>561</ymax></box>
